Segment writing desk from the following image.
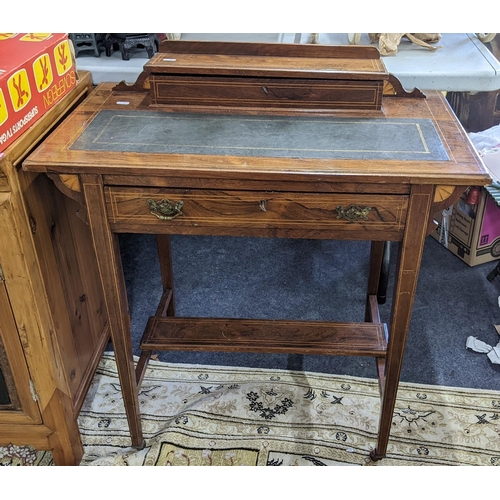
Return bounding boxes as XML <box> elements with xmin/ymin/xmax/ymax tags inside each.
<box><xmin>24</xmin><ymin>41</ymin><xmax>490</xmax><ymax>460</ymax></box>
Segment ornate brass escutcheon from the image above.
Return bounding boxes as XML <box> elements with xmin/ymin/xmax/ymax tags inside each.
<box><xmin>147</xmin><ymin>198</ymin><xmax>184</xmax><ymax>220</ymax></box>
<box><xmin>336</xmin><ymin>204</ymin><xmax>372</xmax><ymax>222</ymax></box>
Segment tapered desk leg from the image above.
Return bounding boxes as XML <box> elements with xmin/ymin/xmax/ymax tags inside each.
<box><xmin>366</xmin><ymin>241</ymin><xmax>385</xmax><ymax>319</ymax></box>
<box><xmin>371</xmin><ymin>184</ymin><xmax>434</xmax><ymax>460</ymax></box>
<box><xmin>377</xmin><ymin>242</ymin><xmax>391</xmax><ymax>305</ymax></box>
<box><xmin>366</xmin><ymin>240</ymin><xmax>391</xmax><ymax>307</ymax></box>
<box><xmin>156</xmin><ymin>234</ymin><xmax>175</xmax><ymax>316</ymax></box>
<box><xmin>366</xmin><ymin>241</ymin><xmax>386</xmax><ymax>387</ymax></box>
<box><xmin>81</xmin><ymin>174</ymin><xmax>144</xmax><ymax>448</ymax></box>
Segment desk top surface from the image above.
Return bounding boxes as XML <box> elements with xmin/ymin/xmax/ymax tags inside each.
<box><xmin>24</xmin><ymin>83</ymin><xmax>489</xmax><ymax>187</ymax></box>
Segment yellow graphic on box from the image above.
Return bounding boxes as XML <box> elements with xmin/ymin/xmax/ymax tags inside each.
<box><xmin>7</xmin><ymin>69</ymin><xmax>31</xmax><ymax>112</ymax></box>
<box><xmin>0</xmin><ymin>89</ymin><xmax>8</xmax><ymax>127</ymax></box>
<box><xmin>0</xmin><ymin>33</ymin><xmax>16</xmax><ymax>40</ymax></box>
<box><xmin>33</xmin><ymin>53</ymin><xmax>53</xmax><ymax>92</ymax></box>
<box><xmin>54</xmin><ymin>41</ymin><xmax>71</xmax><ymax>76</ymax></box>
<box><xmin>20</xmin><ymin>33</ymin><xmax>51</xmax><ymax>42</ymax></box>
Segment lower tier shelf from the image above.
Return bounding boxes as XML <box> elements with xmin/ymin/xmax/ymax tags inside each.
<box><xmin>140</xmin><ymin>316</ymin><xmax>388</xmax><ymax>357</ymax></box>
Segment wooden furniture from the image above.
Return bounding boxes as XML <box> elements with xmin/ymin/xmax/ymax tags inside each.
<box><xmin>69</xmin><ymin>33</ymin><xmax>105</xmax><ymax>58</ymax></box>
<box><xmin>24</xmin><ymin>41</ymin><xmax>491</xmax><ymax>461</ymax></box>
<box><xmin>446</xmin><ymin>34</ymin><xmax>500</xmax><ymax>132</ymax></box>
<box><xmin>0</xmin><ymin>71</ymin><xmax>109</xmax><ymax>465</ymax></box>
<box><xmin>105</xmin><ymin>34</ymin><xmax>160</xmax><ymax>61</ymax></box>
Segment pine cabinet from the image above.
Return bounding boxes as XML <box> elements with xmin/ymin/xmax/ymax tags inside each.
<box><xmin>0</xmin><ymin>71</ymin><xmax>108</xmax><ymax>465</ymax></box>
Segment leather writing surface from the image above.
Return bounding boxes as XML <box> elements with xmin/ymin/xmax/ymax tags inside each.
<box><xmin>71</xmin><ymin>110</ymin><xmax>449</xmax><ymax>162</ymax></box>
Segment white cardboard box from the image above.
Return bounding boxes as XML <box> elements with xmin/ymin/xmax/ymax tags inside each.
<box><xmin>430</xmin><ymin>152</ymin><xmax>500</xmax><ymax>266</ymax></box>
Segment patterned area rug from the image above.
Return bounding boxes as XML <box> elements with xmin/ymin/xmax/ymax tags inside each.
<box><xmin>2</xmin><ymin>353</ymin><xmax>500</xmax><ymax>465</ymax></box>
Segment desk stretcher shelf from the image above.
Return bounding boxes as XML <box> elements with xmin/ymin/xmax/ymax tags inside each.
<box><xmin>23</xmin><ymin>40</ymin><xmax>491</xmax><ymax>463</ymax></box>
<box><xmin>141</xmin><ymin>317</ymin><xmax>388</xmax><ymax>357</ymax></box>
<box><xmin>138</xmin><ymin>292</ymin><xmax>388</xmax><ymax>398</ymax></box>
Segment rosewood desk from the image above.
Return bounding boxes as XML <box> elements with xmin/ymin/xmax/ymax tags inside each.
<box><xmin>24</xmin><ymin>41</ymin><xmax>491</xmax><ymax>460</ymax></box>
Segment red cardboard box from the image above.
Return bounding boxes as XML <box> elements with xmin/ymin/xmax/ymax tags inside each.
<box><xmin>0</xmin><ymin>33</ymin><xmax>76</xmax><ymax>153</ymax></box>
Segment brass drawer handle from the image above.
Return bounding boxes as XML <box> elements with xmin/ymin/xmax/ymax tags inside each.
<box><xmin>336</xmin><ymin>204</ymin><xmax>372</xmax><ymax>222</ymax></box>
<box><xmin>147</xmin><ymin>198</ymin><xmax>184</xmax><ymax>220</ymax></box>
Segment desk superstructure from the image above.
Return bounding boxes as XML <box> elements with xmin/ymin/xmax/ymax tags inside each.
<box><xmin>24</xmin><ymin>41</ymin><xmax>490</xmax><ymax>461</ymax></box>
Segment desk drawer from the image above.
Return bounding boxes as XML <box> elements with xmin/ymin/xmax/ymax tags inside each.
<box><xmin>105</xmin><ymin>187</ymin><xmax>408</xmax><ymax>238</ymax></box>
<box><xmin>150</xmin><ymin>75</ymin><xmax>383</xmax><ymax>111</ymax></box>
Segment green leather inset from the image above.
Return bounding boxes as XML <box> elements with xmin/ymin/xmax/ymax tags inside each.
<box><xmin>71</xmin><ymin>110</ymin><xmax>449</xmax><ymax>162</ymax></box>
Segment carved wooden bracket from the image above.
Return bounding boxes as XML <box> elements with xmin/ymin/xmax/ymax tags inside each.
<box><xmin>113</xmin><ymin>70</ymin><xmax>151</xmax><ymax>93</ymax></box>
<box><xmin>383</xmin><ymin>74</ymin><xmax>426</xmax><ymax>99</ymax></box>
<box><xmin>427</xmin><ymin>185</ymin><xmax>464</xmax><ymax>235</ymax></box>
<box><xmin>47</xmin><ymin>173</ymin><xmax>88</xmax><ymax>224</ymax></box>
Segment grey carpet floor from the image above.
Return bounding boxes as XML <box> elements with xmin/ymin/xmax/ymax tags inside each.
<box><xmin>116</xmin><ymin>233</ymin><xmax>500</xmax><ymax>391</ymax></box>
